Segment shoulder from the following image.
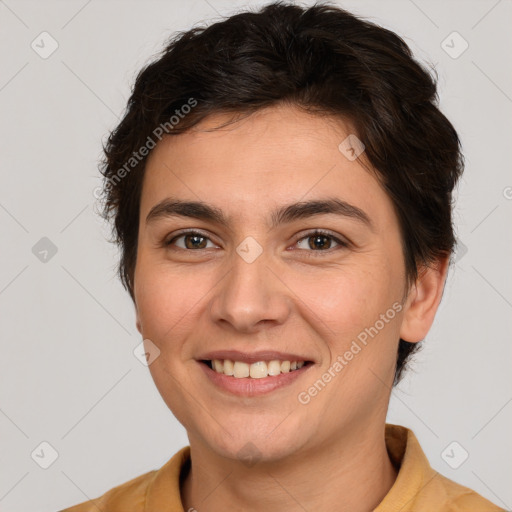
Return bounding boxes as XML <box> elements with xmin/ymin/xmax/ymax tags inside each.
<box><xmin>58</xmin><ymin>468</ymin><xmax>157</xmax><ymax>512</ymax></box>
<box><xmin>431</xmin><ymin>471</ymin><xmax>506</xmax><ymax>511</ymax></box>
<box><xmin>381</xmin><ymin>424</ymin><xmax>505</xmax><ymax>511</ymax></box>
<box><xmin>59</xmin><ymin>447</ymin><xmax>190</xmax><ymax>512</ymax></box>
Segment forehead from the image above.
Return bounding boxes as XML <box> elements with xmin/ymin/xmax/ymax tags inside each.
<box><xmin>140</xmin><ymin>105</ymin><xmax>395</xmax><ymax>231</ymax></box>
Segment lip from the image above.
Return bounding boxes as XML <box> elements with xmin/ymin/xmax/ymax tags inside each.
<box><xmin>198</xmin><ymin>359</ymin><xmax>314</xmax><ymax>397</ymax></box>
<box><xmin>197</xmin><ymin>350</ymin><xmax>313</xmax><ymax>365</ymax></box>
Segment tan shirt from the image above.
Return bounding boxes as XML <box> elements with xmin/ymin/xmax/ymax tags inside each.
<box><xmin>60</xmin><ymin>423</ymin><xmax>505</xmax><ymax>511</ymax></box>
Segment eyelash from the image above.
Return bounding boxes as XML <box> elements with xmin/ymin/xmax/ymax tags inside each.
<box><xmin>163</xmin><ymin>229</ymin><xmax>349</xmax><ymax>257</ymax></box>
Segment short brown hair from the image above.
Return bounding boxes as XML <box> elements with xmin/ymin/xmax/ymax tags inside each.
<box><xmin>99</xmin><ymin>1</ymin><xmax>464</xmax><ymax>386</ymax></box>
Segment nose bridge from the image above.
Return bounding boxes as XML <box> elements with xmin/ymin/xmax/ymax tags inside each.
<box><xmin>209</xmin><ymin>242</ymin><xmax>290</xmax><ymax>332</ymax></box>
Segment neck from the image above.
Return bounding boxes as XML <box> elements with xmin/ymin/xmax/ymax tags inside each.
<box><xmin>181</xmin><ymin>423</ymin><xmax>398</xmax><ymax>512</ymax></box>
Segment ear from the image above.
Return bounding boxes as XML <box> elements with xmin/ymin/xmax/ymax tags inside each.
<box><xmin>399</xmin><ymin>255</ymin><xmax>450</xmax><ymax>343</ymax></box>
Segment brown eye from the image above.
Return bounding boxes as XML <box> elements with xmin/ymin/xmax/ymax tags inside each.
<box><xmin>166</xmin><ymin>231</ymin><xmax>216</xmax><ymax>250</ymax></box>
<box><xmin>183</xmin><ymin>234</ymin><xmax>208</xmax><ymax>249</ymax></box>
<box><xmin>295</xmin><ymin>230</ymin><xmax>348</xmax><ymax>254</ymax></box>
<box><xmin>307</xmin><ymin>234</ymin><xmax>332</xmax><ymax>250</ymax></box>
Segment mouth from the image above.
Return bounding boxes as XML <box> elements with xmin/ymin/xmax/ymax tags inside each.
<box><xmin>196</xmin><ymin>351</ymin><xmax>315</xmax><ymax>397</ymax></box>
<box><xmin>201</xmin><ymin>358</ymin><xmax>312</xmax><ymax>378</ymax></box>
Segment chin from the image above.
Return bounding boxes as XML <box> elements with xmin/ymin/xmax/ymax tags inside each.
<box><xmin>197</xmin><ymin>414</ymin><xmax>311</xmax><ymax>465</ymax></box>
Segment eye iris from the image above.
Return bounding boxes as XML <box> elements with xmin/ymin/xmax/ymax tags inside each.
<box><xmin>309</xmin><ymin>234</ymin><xmax>331</xmax><ymax>250</ymax></box>
<box><xmin>185</xmin><ymin>234</ymin><xmax>207</xmax><ymax>249</ymax></box>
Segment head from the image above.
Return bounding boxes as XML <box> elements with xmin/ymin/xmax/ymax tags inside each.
<box><xmin>99</xmin><ymin>2</ymin><xmax>463</xmax><ymax>461</ymax></box>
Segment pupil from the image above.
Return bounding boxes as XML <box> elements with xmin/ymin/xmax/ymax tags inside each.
<box><xmin>310</xmin><ymin>235</ymin><xmax>330</xmax><ymax>250</ymax></box>
<box><xmin>186</xmin><ymin>235</ymin><xmax>207</xmax><ymax>249</ymax></box>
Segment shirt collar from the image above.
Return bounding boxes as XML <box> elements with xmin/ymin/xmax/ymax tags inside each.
<box><xmin>374</xmin><ymin>423</ymin><xmax>439</xmax><ymax>511</ymax></box>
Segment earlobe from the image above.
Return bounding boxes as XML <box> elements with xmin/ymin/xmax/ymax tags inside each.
<box><xmin>399</xmin><ymin>256</ymin><xmax>450</xmax><ymax>343</ymax></box>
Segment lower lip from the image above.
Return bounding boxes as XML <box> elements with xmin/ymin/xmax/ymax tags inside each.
<box><xmin>198</xmin><ymin>362</ymin><xmax>312</xmax><ymax>397</ymax></box>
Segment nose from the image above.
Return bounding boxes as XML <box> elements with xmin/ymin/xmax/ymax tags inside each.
<box><xmin>208</xmin><ymin>248</ymin><xmax>291</xmax><ymax>334</ymax></box>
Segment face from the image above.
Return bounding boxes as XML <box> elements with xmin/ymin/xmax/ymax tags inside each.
<box><xmin>134</xmin><ymin>105</ymin><xmax>412</xmax><ymax>462</ymax></box>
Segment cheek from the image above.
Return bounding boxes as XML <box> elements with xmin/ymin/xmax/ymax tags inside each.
<box><xmin>292</xmin><ymin>265</ymin><xmax>397</xmax><ymax>340</ymax></box>
<box><xmin>134</xmin><ymin>259</ymin><xmax>214</xmax><ymax>347</ymax></box>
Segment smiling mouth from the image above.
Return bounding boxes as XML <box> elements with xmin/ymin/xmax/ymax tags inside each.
<box><xmin>201</xmin><ymin>359</ymin><xmax>313</xmax><ymax>378</ymax></box>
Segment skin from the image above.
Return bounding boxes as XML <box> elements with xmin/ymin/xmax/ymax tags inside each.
<box><xmin>133</xmin><ymin>104</ymin><xmax>449</xmax><ymax>511</ymax></box>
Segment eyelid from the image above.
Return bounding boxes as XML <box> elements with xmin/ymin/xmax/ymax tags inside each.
<box><xmin>164</xmin><ymin>229</ymin><xmax>220</xmax><ymax>249</ymax></box>
<box><xmin>164</xmin><ymin>228</ymin><xmax>350</xmax><ymax>253</ymax></box>
<box><xmin>291</xmin><ymin>229</ymin><xmax>350</xmax><ymax>253</ymax></box>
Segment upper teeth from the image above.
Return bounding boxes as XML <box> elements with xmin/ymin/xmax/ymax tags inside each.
<box><xmin>211</xmin><ymin>359</ymin><xmax>305</xmax><ymax>378</ymax></box>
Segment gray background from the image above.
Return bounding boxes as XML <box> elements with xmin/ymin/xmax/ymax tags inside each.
<box><xmin>0</xmin><ymin>0</ymin><xmax>511</xmax><ymax>510</ymax></box>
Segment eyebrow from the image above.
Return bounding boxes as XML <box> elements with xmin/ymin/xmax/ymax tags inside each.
<box><xmin>145</xmin><ymin>196</ymin><xmax>374</xmax><ymax>231</ymax></box>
